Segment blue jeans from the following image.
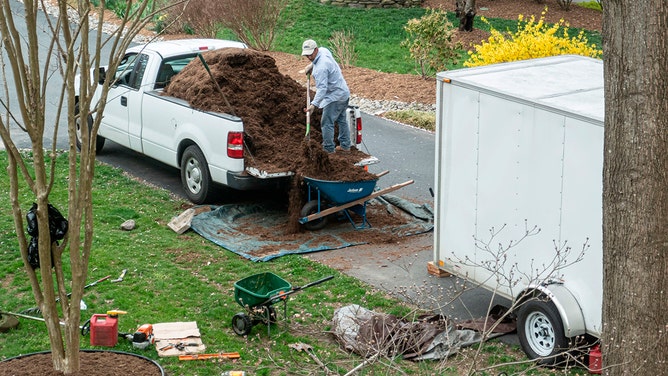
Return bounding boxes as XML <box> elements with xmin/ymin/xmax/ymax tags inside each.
<box><xmin>321</xmin><ymin>99</ymin><xmax>351</xmax><ymax>153</ymax></box>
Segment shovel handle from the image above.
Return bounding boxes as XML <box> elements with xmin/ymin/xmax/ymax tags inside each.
<box><xmin>305</xmin><ymin>74</ymin><xmax>311</xmax><ymax>138</ymax></box>
<box><xmin>198</xmin><ymin>53</ymin><xmax>236</xmax><ymax>116</ymax></box>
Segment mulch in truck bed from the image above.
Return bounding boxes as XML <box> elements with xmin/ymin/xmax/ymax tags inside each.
<box><xmin>163</xmin><ymin>47</ymin><xmax>374</xmax><ymax>182</ymax></box>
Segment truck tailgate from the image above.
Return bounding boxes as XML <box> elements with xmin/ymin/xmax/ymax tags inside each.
<box><xmin>246</xmin><ymin>156</ymin><xmax>379</xmax><ymax>179</ymax></box>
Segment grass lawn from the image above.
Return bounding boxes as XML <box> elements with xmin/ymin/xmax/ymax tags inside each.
<box><xmin>270</xmin><ymin>0</ymin><xmax>601</xmax><ymax>74</ymax></box>
<box><xmin>0</xmin><ymin>151</ymin><xmax>588</xmax><ymax>375</ymax></box>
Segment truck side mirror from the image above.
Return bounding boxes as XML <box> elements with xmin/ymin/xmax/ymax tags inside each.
<box><xmin>98</xmin><ymin>67</ymin><xmax>106</xmax><ymax>85</ymax></box>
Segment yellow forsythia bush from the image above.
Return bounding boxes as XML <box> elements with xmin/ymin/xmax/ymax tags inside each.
<box><xmin>464</xmin><ymin>11</ymin><xmax>602</xmax><ymax>67</ymax></box>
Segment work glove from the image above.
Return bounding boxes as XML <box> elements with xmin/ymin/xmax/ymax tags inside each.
<box><xmin>304</xmin><ymin>104</ymin><xmax>315</xmax><ymax>114</ymax></box>
<box><xmin>304</xmin><ymin>63</ymin><xmax>313</xmax><ymax>75</ymax></box>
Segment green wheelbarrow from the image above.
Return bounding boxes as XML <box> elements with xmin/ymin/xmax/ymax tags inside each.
<box><xmin>231</xmin><ymin>272</ymin><xmax>334</xmax><ymax>336</ymax></box>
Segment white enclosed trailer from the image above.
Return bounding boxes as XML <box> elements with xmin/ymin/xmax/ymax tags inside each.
<box><xmin>433</xmin><ymin>55</ymin><xmax>604</xmax><ymax>364</ymax></box>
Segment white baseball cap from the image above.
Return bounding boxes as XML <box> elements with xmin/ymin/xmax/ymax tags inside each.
<box><xmin>301</xmin><ymin>39</ymin><xmax>317</xmax><ymax>56</ymax></box>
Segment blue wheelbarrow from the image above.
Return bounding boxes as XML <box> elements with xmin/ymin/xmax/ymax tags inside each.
<box><xmin>298</xmin><ymin>171</ymin><xmax>414</xmax><ymax>230</ymax></box>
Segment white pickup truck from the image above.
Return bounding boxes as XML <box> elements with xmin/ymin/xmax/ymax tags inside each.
<box><xmin>75</xmin><ymin>39</ymin><xmax>365</xmax><ymax>204</ymax></box>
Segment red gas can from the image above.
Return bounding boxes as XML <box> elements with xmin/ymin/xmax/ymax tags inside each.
<box><xmin>90</xmin><ymin>314</ymin><xmax>118</xmax><ymax>347</ymax></box>
<box><xmin>588</xmin><ymin>344</ymin><xmax>602</xmax><ymax>374</ymax></box>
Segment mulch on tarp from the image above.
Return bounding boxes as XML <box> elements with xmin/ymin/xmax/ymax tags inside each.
<box><xmin>189</xmin><ymin>195</ymin><xmax>434</xmax><ymax>262</ymax></box>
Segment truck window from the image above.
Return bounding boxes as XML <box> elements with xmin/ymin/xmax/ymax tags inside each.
<box><xmin>114</xmin><ymin>53</ymin><xmax>137</xmax><ymax>87</ymax></box>
<box><xmin>154</xmin><ymin>55</ymin><xmax>200</xmax><ymax>90</ymax></box>
<box><xmin>113</xmin><ymin>53</ymin><xmax>149</xmax><ymax>90</ymax></box>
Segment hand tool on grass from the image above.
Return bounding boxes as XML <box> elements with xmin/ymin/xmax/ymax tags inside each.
<box><xmin>19</xmin><ymin>275</ymin><xmax>111</xmax><ymax>314</ymax></box>
<box><xmin>289</xmin><ymin>342</ymin><xmax>334</xmax><ymax>375</ymax></box>
<box><xmin>1</xmin><ymin>309</ymin><xmax>91</xmax><ymax>334</ymax></box>
<box><xmin>198</xmin><ymin>53</ymin><xmax>235</xmax><ymax>116</ymax></box>
<box><xmin>111</xmin><ymin>269</ymin><xmax>127</xmax><ymax>283</ymax></box>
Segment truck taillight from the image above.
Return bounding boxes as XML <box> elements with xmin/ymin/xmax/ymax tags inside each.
<box><xmin>355</xmin><ymin>116</ymin><xmax>362</xmax><ymax>144</ymax></box>
<box><xmin>227</xmin><ymin>132</ymin><xmax>243</xmax><ymax>159</ymax></box>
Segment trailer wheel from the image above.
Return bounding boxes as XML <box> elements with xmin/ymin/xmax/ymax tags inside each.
<box><xmin>181</xmin><ymin>145</ymin><xmax>212</xmax><ymax>204</ymax></box>
<box><xmin>517</xmin><ymin>297</ymin><xmax>571</xmax><ymax>366</ymax></box>
<box><xmin>300</xmin><ymin>200</ymin><xmax>328</xmax><ymax>231</ymax></box>
<box><xmin>232</xmin><ymin>312</ymin><xmax>252</xmax><ymax>336</ymax></box>
<box><xmin>75</xmin><ymin>103</ymin><xmax>105</xmax><ymax>153</ymax></box>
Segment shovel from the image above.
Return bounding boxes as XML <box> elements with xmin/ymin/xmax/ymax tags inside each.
<box><xmin>305</xmin><ymin>73</ymin><xmax>311</xmax><ymax>140</ymax></box>
<box><xmin>197</xmin><ymin>53</ymin><xmax>236</xmax><ymax>117</ymax></box>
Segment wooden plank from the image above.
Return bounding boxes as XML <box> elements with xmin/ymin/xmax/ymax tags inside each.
<box><xmin>301</xmin><ymin>180</ymin><xmax>414</xmax><ymax>223</ymax></box>
<box><xmin>427</xmin><ymin>261</ymin><xmax>451</xmax><ymax>277</ymax></box>
<box><xmin>178</xmin><ymin>352</ymin><xmax>241</xmax><ymax>361</ymax></box>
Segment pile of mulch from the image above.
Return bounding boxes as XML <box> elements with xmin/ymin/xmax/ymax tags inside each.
<box><xmin>164</xmin><ymin>48</ymin><xmax>379</xmax><ymax>232</ymax></box>
<box><xmin>163</xmin><ymin>47</ymin><xmax>375</xmax><ymax>183</ymax></box>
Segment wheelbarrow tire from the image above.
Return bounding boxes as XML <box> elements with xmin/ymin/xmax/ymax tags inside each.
<box><xmin>232</xmin><ymin>312</ymin><xmax>252</xmax><ymax>336</ymax></box>
<box><xmin>301</xmin><ymin>200</ymin><xmax>328</xmax><ymax>231</ymax></box>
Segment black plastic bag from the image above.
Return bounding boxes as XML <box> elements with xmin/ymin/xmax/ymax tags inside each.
<box><xmin>25</xmin><ymin>202</ymin><xmax>68</xmax><ymax>240</ymax></box>
<box><xmin>25</xmin><ymin>203</ymin><xmax>68</xmax><ymax>269</ymax></box>
<box><xmin>27</xmin><ymin>236</ymin><xmax>40</xmax><ymax>269</ymax></box>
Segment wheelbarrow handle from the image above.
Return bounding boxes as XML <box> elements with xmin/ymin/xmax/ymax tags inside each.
<box><xmin>293</xmin><ymin>275</ymin><xmax>335</xmax><ymax>291</ymax></box>
<box><xmin>262</xmin><ymin>275</ymin><xmax>335</xmax><ymax>305</ymax></box>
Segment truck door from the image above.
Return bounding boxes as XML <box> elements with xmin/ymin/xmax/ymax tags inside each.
<box><xmin>101</xmin><ymin>53</ymin><xmax>149</xmax><ymax>151</ymax></box>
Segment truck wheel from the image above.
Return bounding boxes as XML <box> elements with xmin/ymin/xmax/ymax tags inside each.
<box><xmin>517</xmin><ymin>296</ymin><xmax>571</xmax><ymax>366</ymax></box>
<box><xmin>300</xmin><ymin>200</ymin><xmax>328</xmax><ymax>231</ymax></box>
<box><xmin>232</xmin><ymin>312</ymin><xmax>252</xmax><ymax>336</ymax></box>
<box><xmin>180</xmin><ymin>145</ymin><xmax>212</xmax><ymax>204</ymax></box>
<box><xmin>75</xmin><ymin>103</ymin><xmax>105</xmax><ymax>153</ymax></box>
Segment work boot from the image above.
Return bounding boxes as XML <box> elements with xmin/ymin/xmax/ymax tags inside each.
<box><xmin>335</xmin><ymin>146</ymin><xmax>350</xmax><ymax>152</ymax></box>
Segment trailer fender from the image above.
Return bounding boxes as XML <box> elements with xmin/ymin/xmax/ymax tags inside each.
<box><xmin>518</xmin><ymin>284</ymin><xmax>586</xmax><ymax>338</ymax></box>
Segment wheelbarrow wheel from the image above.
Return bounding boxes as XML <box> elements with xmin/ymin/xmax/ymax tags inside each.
<box><xmin>232</xmin><ymin>312</ymin><xmax>252</xmax><ymax>336</ymax></box>
<box><xmin>301</xmin><ymin>200</ymin><xmax>328</xmax><ymax>231</ymax></box>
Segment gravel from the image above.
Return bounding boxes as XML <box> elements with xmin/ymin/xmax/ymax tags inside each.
<box><xmin>350</xmin><ymin>95</ymin><xmax>436</xmax><ymax>115</ymax></box>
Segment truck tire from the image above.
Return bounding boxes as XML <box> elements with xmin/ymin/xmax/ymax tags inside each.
<box><xmin>517</xmin><ymin>296</ymin><xmax>571</xmax><ymax>366</ymax></box>
<box><xmin>300</xmin><ymin>200</ymin><xmax>328</xmax><ymax>231</ymax></box>
<box><xmin>75</xmin><ymin>103</ymin><xmax>105</xmax><ymax>153</ymax></box>
<box><xmin>180</xmin><ymin>145</ymin><xmax>212</xmax><ymax>204</ymax></box>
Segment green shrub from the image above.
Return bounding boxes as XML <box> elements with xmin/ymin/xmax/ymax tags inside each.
<box><xmin>401</xmin><ymin>8</ymin><xmax>461</xmax><ymax>78</ymax></box>
<box><xmin>465</xmin><ymin>10</ymin><xmax>602</xmax><ymax>67</ymax></box>
<box><xmin>329</xmin><ymin>29</ymin><xmax>358</xmax><ymax>69</ymax></box>
<box><xmin>578</xmin><ymin>1</ymin><xmax>603</xmax><ymax>11</ymax></box>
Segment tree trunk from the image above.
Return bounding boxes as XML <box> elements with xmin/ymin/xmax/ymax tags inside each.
<box><xmin>0</xmin><ymin>0</ymin><xmax>165</xmax><ymax>373</ymax></box>
<box><xmin>602</xmin><ymin>1</ymin><xmax>668</xmax><ymax>375</ymax></box>
<box><xmin>455</xmin><ymin>0</ymin><xmax>476</xmax><ymax>32</ymax></box>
